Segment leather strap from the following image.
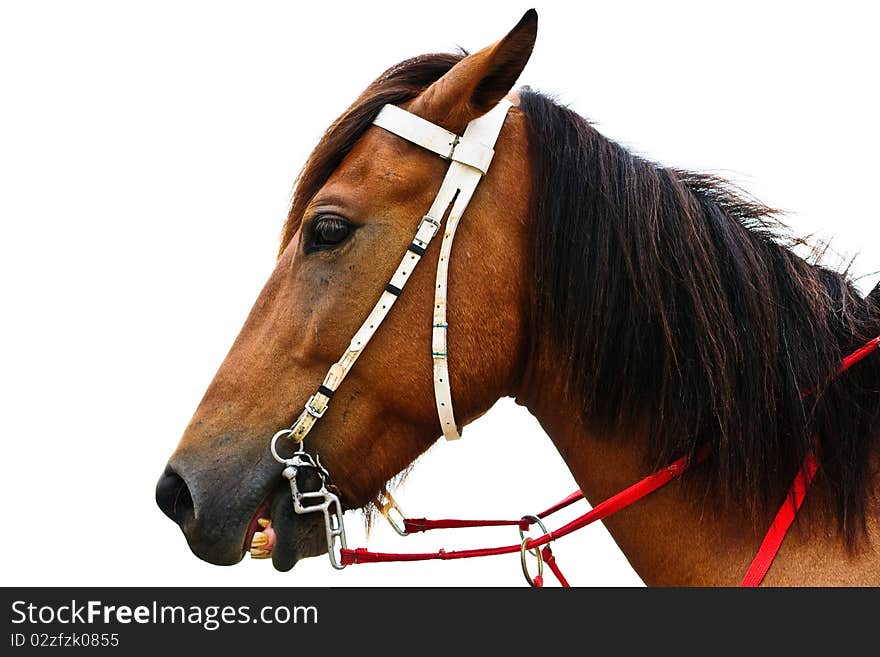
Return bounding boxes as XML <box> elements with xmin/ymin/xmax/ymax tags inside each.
<box><xmin>372</xmin><ymin>104</ymin><xmax>498</xmax><ymax>174</ymax></box>
<box><xmin>429</xmin><ymin>100</ymin><xmax>511</xmax><ymax>439</ymax></box>
<box><xmin>281</xmin><ymin>101</ymin><xmax>511</xmax><ymax>445</ymax></box>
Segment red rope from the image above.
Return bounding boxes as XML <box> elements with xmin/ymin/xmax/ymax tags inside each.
<box><xmin>740</xmin><ymin>452</ymin><xmax>819</xmax><ymax>587</ymax></box>
<box><xmin>838</xmin><ymin>336</ymin><xmax>880</xmax><ymax>374</ymax></box>
<box><xmin>542</xmin><ymin>546</ymin><xmax>570</xmax><ymax>587</ymax></box>
<box><xmin>536</xmin><ymin>490</ymin><xmax>585</xmax><ymax>518</ymax></box>
<box><xmin>403</xmin><ymin>491</ymin><xmax>585</xmax><ymax>534</ymax></box>
<box><xmin>739</xmin><ymin>335</ymin><xmax>878</xmax><ymax>586</ymax></box>
<box><xmin>340</xmin><ymin>336</ymin><xmax>879</xmax><ymax>585</ymax></box>
<box><xmin>404</xmin><ymin>518</ymin><xmax>530</xmax><ymax>533</ymax></box>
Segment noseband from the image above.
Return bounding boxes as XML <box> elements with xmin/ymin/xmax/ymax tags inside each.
<box><xmin>270</xmin><ymin>100</ymin><xmax>513</xmax><ymax>568</ymax></box>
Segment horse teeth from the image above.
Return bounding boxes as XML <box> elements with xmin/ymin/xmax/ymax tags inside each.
<box><xmin>251</xmin><ymin>531</ymin><xmax>269</xmax><ymax>547</ymax></box>
<box><xmin>250</xmin><ymin>548</ymin><xmax>271</xmax><ymax>559</ymax></box>
<box><xmin>257</xmin><ymin>518</ymin><xmax>271</xmax><ymax>528</ymax></box>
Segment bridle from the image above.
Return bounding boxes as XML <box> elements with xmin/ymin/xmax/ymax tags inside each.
<box><xmin>269</xmin><ymin>99</ymin><xmax>514</xmax><ymax>569</ymax></box>
<box><xmin>267</xmin><ymin>98</ymin><xmax>880</xmax><ymax>584</ymax></box>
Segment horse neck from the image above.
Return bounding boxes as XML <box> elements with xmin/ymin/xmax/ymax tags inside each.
<box><xmin>516</xmin><ymin>364</ymin><xmax>880</xmax><ymax>586</ymax></box>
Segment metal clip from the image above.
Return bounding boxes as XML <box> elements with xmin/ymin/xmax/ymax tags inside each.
<box><xmin>378</xmin><ymin>491</ymin><xmax>408</xmax><ymax>537</ymax></box>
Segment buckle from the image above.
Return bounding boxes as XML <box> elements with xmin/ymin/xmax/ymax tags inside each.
<box><xmin>420</xmin><ymin>214</ymin><xmax>441</xmax><ymax>235</ymax></box>
<box><xmin>413</xmin><ymin>214</ymin><xmax>441</xmax><ymax>248</ymax></box>
<box><xmin>304</xmin><ymin>394</ymin><xmax>327</xmax><ymax>419</ymax></box>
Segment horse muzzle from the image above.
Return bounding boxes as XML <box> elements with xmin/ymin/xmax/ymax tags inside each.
<box><xmin>155</xmin><ymin>444</ymin><xmax>329</xmax><ymax>571</ymax></box>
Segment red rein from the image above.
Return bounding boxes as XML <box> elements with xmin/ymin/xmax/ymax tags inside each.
<box><xmin>340</xmin><ymin>336</ymin><xmax>880</xmax><ymax>586</ymax></box>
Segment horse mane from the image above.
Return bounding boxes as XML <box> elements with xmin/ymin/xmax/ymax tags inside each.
<box><xmin>520</xmin><ymin>89</ymin><xmax>880</xmax><ymax>543</ymax></box>
<box><xmin>281</xmin><ymin>52</ymin><xmax>880</xmax><ymax>543</ymax></box>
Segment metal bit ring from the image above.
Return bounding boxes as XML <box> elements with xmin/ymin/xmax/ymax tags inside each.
<box><xmin>270</xmin><ymin>428</ymin><xmax>298</xmax><ymax>464</ymax></box>
<box><xmin>519</xmin><ymin>514</ymin><xmax>551</xmax><ymax>559</ymax></box>
<box><xmin>520</xmin><ymin>537</ymin><xmax>544</xmax><ymax>587</ymax></box>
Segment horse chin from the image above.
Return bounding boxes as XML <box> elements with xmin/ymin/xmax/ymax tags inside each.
<box><xmin>264</xmin><ymin>485</ymin><xmax>328</xmax><ymax>572</ymax></box>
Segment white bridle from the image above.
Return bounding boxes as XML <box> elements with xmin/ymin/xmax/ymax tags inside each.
<box><xmin>274</xmin><ymin>99</ymin><xmax>512</xmax><ymax>445</ymax></box>
<box><xmin>270</xmin><ymin>99</ymin><xmax>512</xmax><ymax>567</ymax></box>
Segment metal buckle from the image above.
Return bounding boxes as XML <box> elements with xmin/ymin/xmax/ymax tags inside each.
<box><xmin>304</xmin><ymin>394</ymin><xmax>327</xmax><ymax>419</ymax></box>
<box><xmin>422</xmin><ymin>214</ymin><xmax>441</xmax><ymax>233</ymax></box>
<box><xmin>413</xmin><ymin>214</ymin><xmax>441</xmax><ymax>247</ymax></box>
<box><xmin>378</xmin><ymin>491</ymin><xmax>408</xmax><ymax>537</ymax></box>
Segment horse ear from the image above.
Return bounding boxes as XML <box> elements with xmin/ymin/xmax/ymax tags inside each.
<box><xmin>412</xmin><ymin>9</ymin><xmax>538</xmax><ymax>132</ymax></box>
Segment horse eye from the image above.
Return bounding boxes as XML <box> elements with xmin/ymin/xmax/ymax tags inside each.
<box><xmin>310</xmin><ymin>215</ymin><xmax>351</xmax><ymax>249</ymax></box>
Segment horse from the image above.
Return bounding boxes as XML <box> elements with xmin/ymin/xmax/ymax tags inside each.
<box><xmin>156</xmin><ymin>10</ymin><xmax>880</xmax><ymax>585</ymax></box>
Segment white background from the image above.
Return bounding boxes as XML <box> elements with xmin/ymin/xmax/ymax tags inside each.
<box><xmin>1</xmin><ymin>1</ymin><xmax>878</xmax><ymax>587</ymax></box>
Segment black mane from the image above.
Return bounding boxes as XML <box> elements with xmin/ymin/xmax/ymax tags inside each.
<box><xmin>520</xmin><ymin>89</ymin><xmax>880</xmax><ymax>541</ymax></box>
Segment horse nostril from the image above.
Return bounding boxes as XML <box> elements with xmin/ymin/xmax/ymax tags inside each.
<box><xmin>155</xmin><ymin>466</ymin><xmax>195</xmax><ymax>526</ymax></box>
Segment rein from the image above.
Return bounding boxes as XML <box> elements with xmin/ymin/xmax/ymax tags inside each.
<box><xmin>268</xmin><ymin>98</ymin><xmax>880</xmax><ymax>585</ymax></box>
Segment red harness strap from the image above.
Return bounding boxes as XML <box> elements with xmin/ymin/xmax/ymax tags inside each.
<box><xmin>404</xmin><ymin>490</ymin><xmax>585</xmax><ymax>534</ymax></box>
<box><xmin>839</xmin><ymin>336</ymin><xmax>880</xmax><ymax>372</ymax></box>
<box><xmin>540</xmin><ymin>546</ymin><xmax>569</xmax><ymax>587</ymax></box>
<box><xmin>740</xmin><ymin>335</ymin><xmax>879</xmax><ymax>586</ymax></box>
<box><xmin>529</xmin><ymin>546</ymin><xmax>569</xmax><ymax>588</ymax></box>
<box><xmin>341</xmin><ymin>336</ymin><xmax>879</xmax><ymax>585</ymax></box>
<box><xmin>740</xmin><ymin>452</ymin><xmax>819</xmax><ymax>587</ymax></box>
<box><xmin>340</xmin><ymin>446</ymin><xmax>711</xmax><ymax>567</ymax></box>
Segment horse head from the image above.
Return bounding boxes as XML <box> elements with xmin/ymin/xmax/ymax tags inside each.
<box><xmin>156</xmin><ymin>11</ymin><xmax>538</xmax><ymax>571</ymax></box>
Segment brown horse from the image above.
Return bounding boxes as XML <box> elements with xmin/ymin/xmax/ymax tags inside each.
<box><xmin>156</xmin><ymin>10</ymin><xmax>880</xmax><ymax>585</ymax></box>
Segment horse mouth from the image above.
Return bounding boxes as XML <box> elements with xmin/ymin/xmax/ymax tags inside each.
<box><xmin>243</xmin><ymin>485</ymin><xmax>328</xmax><ymax>572</ymax></box>
<box><xmin>243</xmin><ymin>497</ymin><xmax>274</xmax><ymax>558</ymax></box>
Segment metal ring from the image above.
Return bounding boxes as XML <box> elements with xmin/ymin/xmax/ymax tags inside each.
<box><xmin>520</xmin><ymin>537</ymin><xmax>543</xmax><ymax>587</ymax></box>
<box><xmin>519</xmin><ymin>514</ymin><xmax>551</xmax><ymax>559</ymax></box>
<box><xmin>270</xmin><ymin>428</ymin><xmax>296</xmax><ymax>464</ymax></box>
<box><xmin>518</xmin><ymin>514</ymin><xmax>550</xmax><ymax>542</ymax></box>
